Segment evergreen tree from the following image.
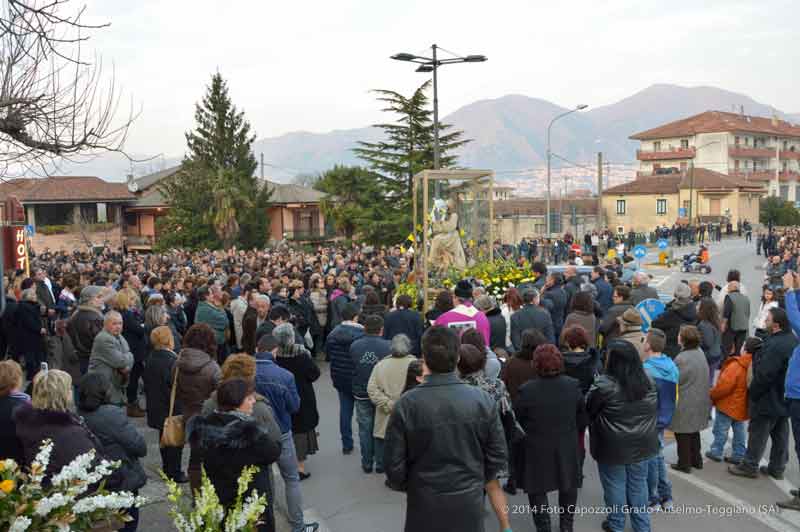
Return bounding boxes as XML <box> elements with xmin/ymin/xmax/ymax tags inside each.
<box><xmin>158</xmin><ymin>73</ymin><xmax>270</xmax><ymax>250</ymax></box>
<box><xmin>314</xmin><ymin>165</ymin><xmax>406</xmax><ymax>244</ymax></box>
<box><xmin>354</xmin><ymin>80</ymin><xmax>470</xmax><ymax>199</ymax></box>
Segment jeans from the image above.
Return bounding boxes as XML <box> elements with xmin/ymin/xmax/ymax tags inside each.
<box><xmin>647</xmin><ymin>431</ymin><xmax>672</xmax><ymax>504</ymax></box>
<box><xmin>126</xmin><ymin>358</ymin><xmax>144</xmax><ymax>405</ymax></box>
<box><xmin>355</xmin><ymin>399</ymin><xmax>382</xmax><ymax>470</ymax></box>
<box><xmin>277</xmin><ymin>431</ymin><xmax>305</xmax><ymax>532</ymax></box>
<box><xmin>743</xmin><ymin>415</ymin><xmax>790</xmax><ymax>474</ymax></box>
<box><xmin>598</xmin><ymin>460</ymin><xmax>650</xmax><ymax>532</ymax></box>
<box><xmin>337</xmin><ymin>389</ymin><xmax>355</xmax><ymax>451</ymax></box>
<box><xmin>790</xmin><ymin>400</ymin><xmax>800</xmax><ymax>475</ymax></box>
<box><xmin>709</xmin><ymin>411</ymin><xmax>747</xmax><ymax>461</ymax></box>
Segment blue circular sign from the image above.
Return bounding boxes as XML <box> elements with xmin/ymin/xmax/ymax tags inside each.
<box><xmin>633</xmin><ymin>245</ymin><xmax>648</xmax><ymax>259</ymax></box>
<box><xmin>637</xmin><ymin>298</ymin><xmax>666</xmax><ymax>333</ymax></box>
<box><xmin>657</xmin><ymin>239</ymin><xmax>669</xmax><ymax>250</ymax></box>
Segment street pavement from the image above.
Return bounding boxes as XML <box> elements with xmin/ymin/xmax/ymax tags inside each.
<box><xmin>134</xmin><ymin>235</ymin><xmax>800</xmax><ymax>531</ymax></box>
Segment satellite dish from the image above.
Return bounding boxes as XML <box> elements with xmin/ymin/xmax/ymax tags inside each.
<box><xmin>127</xmin><ymin>180</ymin><xmax>139</xmax><ymax>193</ymax></box>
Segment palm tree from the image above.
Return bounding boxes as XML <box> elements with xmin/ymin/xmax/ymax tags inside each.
<box><xmin>207</xmin><ymin>167</ymin><xmax>252</xmax><ymax>248</ymax></box>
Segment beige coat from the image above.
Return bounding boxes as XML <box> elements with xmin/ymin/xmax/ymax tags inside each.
<box><xmin>367</xmin><ymin>354</ymin><xmax>416</xmax><ymax>438</ymax></box>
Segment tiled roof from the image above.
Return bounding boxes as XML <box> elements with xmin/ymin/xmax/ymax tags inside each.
<box><xmin>0</xmin><ymin>176</ymin><xmax>134</xmax><ymax>203</ymax></box>
<box><xmin>603</xmin><ymin>176</ymin><xmax>682</xmax><ymax>195</ymax></box>
<box><xmin>264</xmin><ymin>181</ymin><xmax>326</xmax><ymax>204</ymax></box>
<box><xmin>133</xmin><ymin>165</ymin><xmax>182</xmax><ymax>191</ymax></box>
<box><xmin>605</xmin><ymin>168</ymin><xmax>766</xmax><ymax>195</ymax></box>
<box><xmin>630</xmin><ymin>111</ymin><xmax>800</xmax><ymax>140</ymax></box>
<box><xmin>494</xmin><ymin>198</ymin><xmax>599</xmax><ymax>216</ymax></box>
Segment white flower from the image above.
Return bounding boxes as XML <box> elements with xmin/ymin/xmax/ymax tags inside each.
<box><xmin>9</xmin><ymin>516</ymin><xmax>32</xmax><ymax>532</ymax></box>
<box><xmin>35</xmin><ymin>492</ymin><xmax>73</xmax><ymax>516</ymax></box>
<box><xmin>50</xmin><ymin>450</ymin><xmax>96</xmax><ymax>487</ymax></box>
<box><xmin>73</xmin><ymin>492</ymin><xmax>136</xmax><ymax>514</ymax></box>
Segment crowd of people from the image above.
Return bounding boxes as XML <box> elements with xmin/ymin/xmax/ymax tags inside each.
<box><xmin>0</xmin><ymin>226</ymin><xmax>799</xmax><ymax>531</ymax></box>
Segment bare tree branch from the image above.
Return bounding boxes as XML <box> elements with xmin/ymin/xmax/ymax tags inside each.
<box><xmin>0</xmin><ymin>0</ymin><xmax>139</xmax><ymax>177</ymax></box>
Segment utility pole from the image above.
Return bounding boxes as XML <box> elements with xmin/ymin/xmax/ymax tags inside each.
<box><xmin>689</xmin><ymin>160</ymin><xmax>695</xmax><ymax>224</ymax></box>
<box><xmin>260</xmin><ymin>152</ymin><xmax>265</xmax><ymax>179</ymax></box>
<box><xmin>597</xmin><ymin>152</ymin><xmax>603</xmax><ymax>230</ymax></box>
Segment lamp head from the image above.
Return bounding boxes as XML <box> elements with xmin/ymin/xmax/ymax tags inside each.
<box><xmin>391</xmin><ymin>53</ymin><xmax>416</xmax><ymax>61</ymax></box>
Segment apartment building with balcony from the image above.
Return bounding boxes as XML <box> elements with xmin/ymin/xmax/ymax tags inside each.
<box><xmin>631</xmin><ymin>110</ymin><xmax>800</xmax><ymax>200</ymax></box>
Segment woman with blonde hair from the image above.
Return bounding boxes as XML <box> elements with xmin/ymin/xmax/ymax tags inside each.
<box><xmin>0</xmin><ymin>360</ymin><xmax>28</xmax><ymax>462</ymax></box>
<box><xmin>115</xmin><ymin>291</ymin><xmax>147</xmax><ymax>418</ymax></box>
<box><xmin>142</xmin><ymin>326</ymin><xmax>186</xmax><ymax>483</ymax></box>
<box><xmin>308</xmin><ymin>274</ymin><xmax>328</xmax><ymax>355</ymax></box>
<box><xmin>14</xmin><ymin>369</ymin><xmax>101</xmax><ymax>478</ymax></box>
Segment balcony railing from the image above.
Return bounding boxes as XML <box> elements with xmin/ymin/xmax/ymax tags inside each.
<box><xmin>636</xmin><ymin>169</ymin><xmax>683</xmax><ymax>178</ymax></box>
<box><xmin>780</xmin><ymin>150</ymin><xmax>800</xmax><ymax>160</ymax></box>
<box><xmin>285</xmin><ymin>228</ymin><xmax>336</xmax><ymax>241</ymax></box>
<box><xmin>730</xmin><ymin>171</ymin><xmax>775</xmax><ymax>182</ymax></box>
<box><xmin>123</xmin><ymin>235</ymin><xmax>155</xmax><ymax>247</ymax></box>
<box><xmin>636</xmin><ymin>147</ymin><xmax>696</xmax><ymax>161</ymax></box>
<box><xmin>729</xmin><ymin>145</ymin><xmax>775</xmax><ymax>158</ymax></box>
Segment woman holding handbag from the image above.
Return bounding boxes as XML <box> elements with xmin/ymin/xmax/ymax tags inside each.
<box><xmin>174</xmin><ymin>323</ymin><xmax>222</xmax><ymax>493</ymax></box>
<box><xmin>143</xmin><ymin>326</ymin><xmax>187</xmax><ymax>483</ymax></box>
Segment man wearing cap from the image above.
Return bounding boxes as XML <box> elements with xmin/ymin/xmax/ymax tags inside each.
<box><xmin>617</xmin><ymin>308</ymin><xmax>646</xmax><ymax>361</ymax></box>
<box><xmin>67</xmin><ymin>285</ymin><xmax>107</xmax><ymax>375</ymax></box>
<box><xmin>434</xmin><ymin>280</ymin><xmax>491</xmax><ymax>346</ymax></box>
<box><xmin>510</xmin><ymin>288</ymin><xmax>554</xmax><ymax>350</ymax></box>
<box><xmin>652</xmin><ymin>283</ymin><xmax>698</xmax><ymax>359</ymax></box>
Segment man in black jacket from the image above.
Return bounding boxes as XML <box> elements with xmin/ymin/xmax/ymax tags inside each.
<box><xmin>382</xmin><ymin>295</ymin><xmax>423</xmax><ymax>356</ymax></box>
<box><xmin>511</xmin><ymin>288</ymin><xmax>555</xmax><ymax>349</ymax></box>
<box><xmin>730</xmin><ymin>307</ymin><xmax>798</xmax><ymax>479</ymax></box>
<box><xmin>384</xmin><ymin>326</ymin><xmax>509</xmax><ymax>532</ymax></box>
<box><xmin>542</xmin><ymin>273</ymin><xmax>567</xmax><ymax>340</ymax></box>
<box><xmin>599</xmin><ymin>285</ymin><xmax>634</xmax><ymax>342</ymax></box>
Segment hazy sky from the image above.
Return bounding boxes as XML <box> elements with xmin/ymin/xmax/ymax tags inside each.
<box><xmin>83</xmin><ymin>0</ymin><xmax>799</xmax><ymax>158</ymax></box>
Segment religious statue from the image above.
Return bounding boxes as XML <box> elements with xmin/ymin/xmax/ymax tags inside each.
<box><xmin>428</xmin><ymin>198</ymin><xmax>466</xmax><ymax>273</ymax></box>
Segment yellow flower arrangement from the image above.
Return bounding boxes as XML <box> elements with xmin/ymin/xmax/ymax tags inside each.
<box><xmin>0</xmin><ymin>479</ymin><xmax>14</xmax><ymax>493</ymax></box>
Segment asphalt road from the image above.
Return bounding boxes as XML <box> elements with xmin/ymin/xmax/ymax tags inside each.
<box><xmin>134</xmin><ymin>236</ymin><xmax>800</xmax><ymax>531</ymax></box>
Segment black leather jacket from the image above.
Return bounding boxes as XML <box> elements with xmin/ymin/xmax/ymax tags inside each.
<box><xmin>586</xmin><ymin>374</ymin><xmax>658</xmax><ymax>465</ymax></box>
<box><xmin>385</xmin><ymin>372</ymin><xmax>507</xmax><ymax>532</ymax></box>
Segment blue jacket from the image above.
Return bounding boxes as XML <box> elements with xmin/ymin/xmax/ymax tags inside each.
<box><xmin>254</xmin><ymin>351</ymin><xmax>300</xmax><ymax>434</ymax></box>
<box><xmin>593</xmin><ymin>278</ymin><xmax>613</xmax><ymax>312</ymax></box>
<box><xmin>643</xmin><ymin>354</ymin><xmax>679</xmax><ymax>430</ymax></box>
<box><xmin>350</xmin><ymin>335</ymin><xmax>391</xmax><ymax>399</ymax></box>
<box><xmin>784</xmin><ymin>290</ymin><xmax>800</xmax><ymax>400</ymax></box>
<box><xmin>325</xmin><ymin>322</ymin><xmax>365</xmax><ymax>392</ymax></box>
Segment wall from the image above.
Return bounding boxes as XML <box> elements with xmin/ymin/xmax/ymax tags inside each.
<box><xmin>602</xmin><ymin>192</ymin><xmax>679</xmax><ymax>233</ymax></box>
<box><xmin>28</xmin><ymin>225</ymin><xmax>123</xmax><ymax>252</ymax></box>
<box><xmin>494</xmin><ymin>214</ymin><xmax>600</xmax><ymax>242</ymax></box>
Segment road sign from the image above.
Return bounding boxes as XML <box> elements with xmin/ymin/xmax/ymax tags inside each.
<box><xmin>633</xmin><ymin>245</ymin><xmax>647</xmax><ymax>259</ymax></box>
<box><xmin>679</xmin><ymin>208</ymin><xmax>687</xmax><ymax>217</ymax></box>
<box><xmin>637</xmin><ymin>298</ymin><xmax>666</xmax><ymax>333</ymax></box>
<box><xmin>657</xmin><ymin>238</ymin><xmax>668</xmax><ymax>250</ymax></box>
<box><xmin>24</xmin><ymin>224</ymin><xmax>34</xmax><ymax>237</ymax></box>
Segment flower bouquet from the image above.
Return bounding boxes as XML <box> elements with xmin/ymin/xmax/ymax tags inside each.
<box><xmin>0</xmin><ymin>440</ymin><xmax>146</xmax><ymax>532</ymax></box>
<box><xmin>163</xmin><ymin>466</ymin><xmax>267</xmax><ymax>532</ymax></box>
<box><xmin>440</xmin><ymin>259</ymin><xmax>537</xmax><ymax>298</ymax></box>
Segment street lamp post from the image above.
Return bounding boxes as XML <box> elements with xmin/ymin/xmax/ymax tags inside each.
<box><xmin>546</xmin><ymin>104</ymin><xmax>588</xmax><ymax>238</ymax></box>
<box><xmin>391</xmin><ymin>45</ymin><xmax>487</xmax><ymax>194</ymax></box>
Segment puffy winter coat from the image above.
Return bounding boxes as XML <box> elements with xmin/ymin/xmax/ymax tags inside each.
<box><xmin>325</xmin><ymin>322</ymin><xmax>365</xmax><ymax>392</ymax></box>
<box><xmin>173</xmin><ymin>347</ymin><xmax>221</xmax><ymax>422</ymax></box>
<box><xmin>710</xmin><ymin>353</ymin><xmax>751</xmax><ymax>421</ymax></box>
<box><xmin>80</xmin><ymin>404</ymin><xmax>147</xmax><ymax>492</ymax></box>
<box><xmin>651</xmin><ymin>300</ymin><xmax>698</xmax><ymax>358</ymax></box>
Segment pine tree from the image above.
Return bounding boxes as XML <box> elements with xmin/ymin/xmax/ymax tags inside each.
<box><xmin>354</xmin><ymin>80</ymin><xmax>470</xmax><ymax>200</ymax></box>
<box><xmin>158</xmin><ymin>73</ymin><xmax>270</xmax><ymax>250</ymax></box>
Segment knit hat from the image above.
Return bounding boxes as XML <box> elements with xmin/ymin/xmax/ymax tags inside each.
<box><xmin>79</xmin><ymin>285</ymin><xmax>104</xmax><ymax>304</ymax></box>
<box><xmin>673</xmin><ymin>282</ymin><xmax>691</xmax><ymax>302</ymax></box>
<box><xmin>620</xmin><ymin>307</ymin><xmax>643</xmax><ymax>326</ymax></box>
<box><xmin>454</xmin><ymin>279</ymin><xmax>474</xmax><ymax>300</ymax></box>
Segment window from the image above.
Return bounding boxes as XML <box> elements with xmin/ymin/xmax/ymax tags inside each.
<box><xmin>683</xmin><ymin>200</ymin><xmax>690</xmax><ymax>211</ymax></box>
<box><xmin>616</xmin><ymin>200</ymin><xmax>626</xmax><ymax>215</ymax></box>
<box><xmin>653</xmin><ymin>141</ymin><xmax>661</xmax><ymax>151</ymax></box>
<box><xmin>745</xmin><ymin>137</ymin><xmax>750</xmax><ymax>146</ymax></box>
<box><xmin>656</xmin><ymin>199</ymin><xmax>667</xmax><ymax>215</ymax></box>
<box><xmin>734</xmin><ymin>159</ymin><xmax>740</xmax><ymax>171</ymax></box>
<box><xmin>735</xmin><ymin>136</ymin><xmax>740</xmax><ymax>145</ymax></box>
<box><xmin>680</xmin><ymin>162</ymin><xmax>688</xmax><ymax>172</ymax></box>
<box><xmin>680</xmin><ymin>139</ymin><xmax>689</xmax><ymax>149</ymax></box>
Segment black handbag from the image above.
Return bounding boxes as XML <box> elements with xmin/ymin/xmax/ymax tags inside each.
<box><xmin>501</xmin><ymin>397</ymin><xmax>526</xmax><ymax>444</ymax></box>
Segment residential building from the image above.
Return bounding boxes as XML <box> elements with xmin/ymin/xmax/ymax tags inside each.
<box><xmin>631</xmin><ymin>110</ymin><xmax>800</xmax><ymax>200</ymax></box>
<box><xmin>601</xmin><ymin>168</ymin><xmax>763</xmax><ymax>233</ymax></box>
<box><xmin>122</xmin><ymin>167</ymin><xmax>333</xmax><ymax>250</ymax></box>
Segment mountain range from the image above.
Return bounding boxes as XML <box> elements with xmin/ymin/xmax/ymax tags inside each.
<box><xmin>56</xmin><ymin>84</ymin><xmax>800</xmax><ymax>183</ymax></box>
